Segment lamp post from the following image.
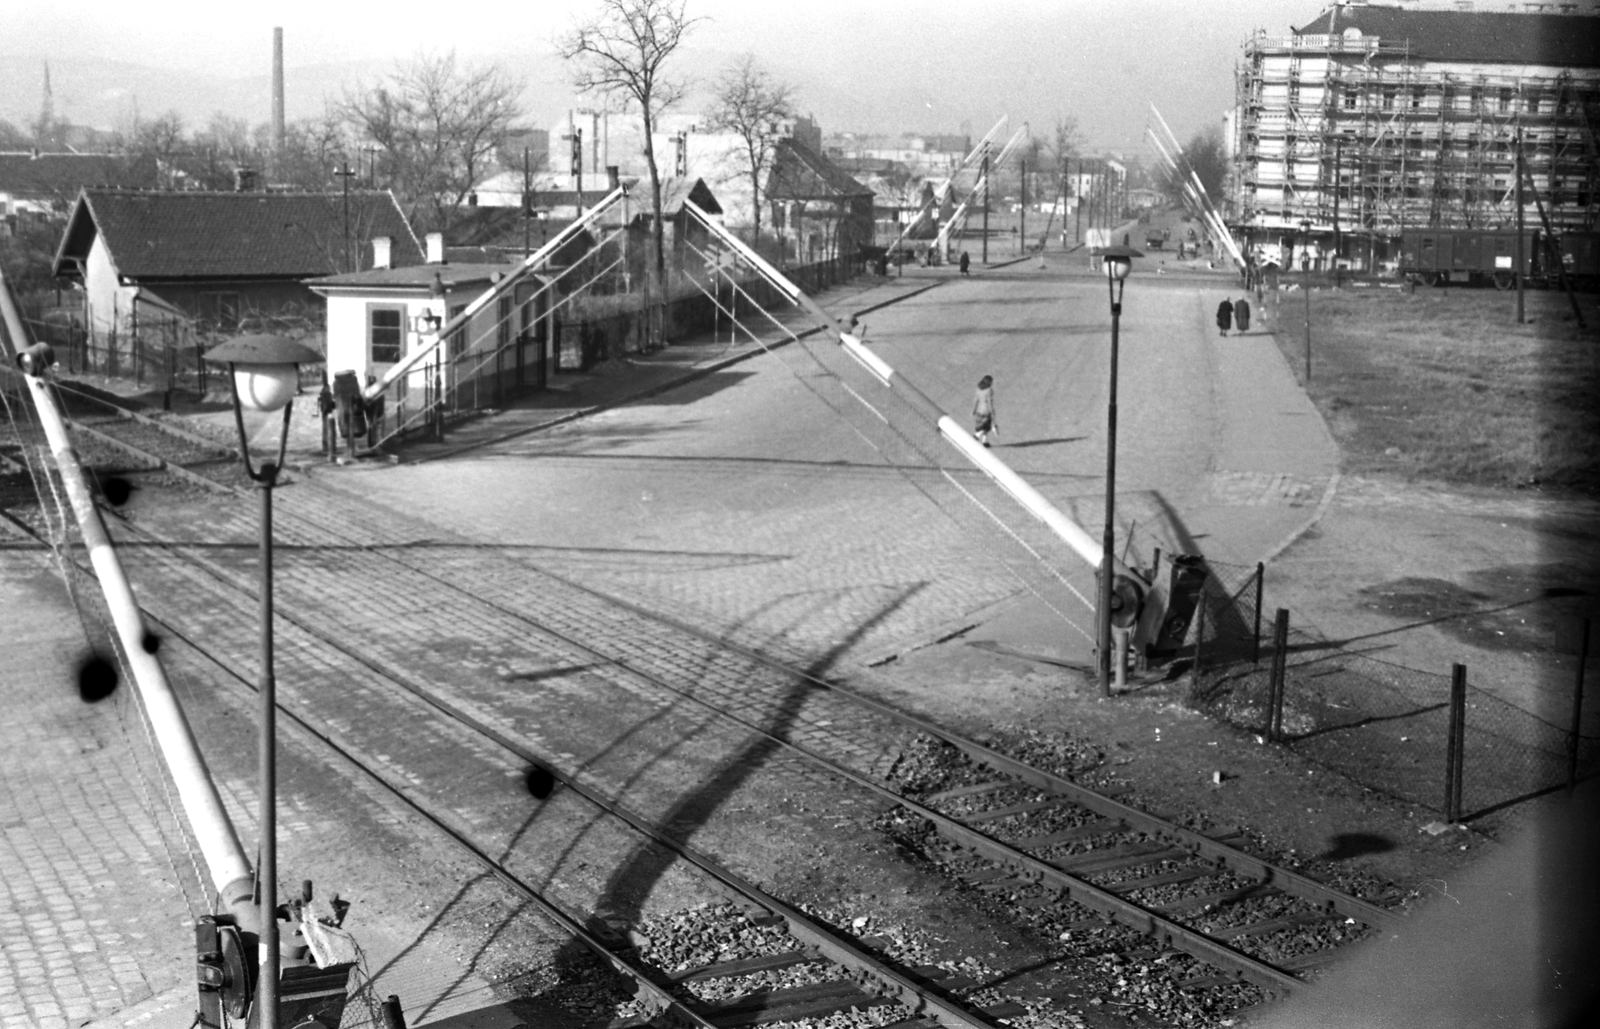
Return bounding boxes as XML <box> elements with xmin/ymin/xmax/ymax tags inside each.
<box><xmin>202</xmin><ymin>334</ymin><xmax>322</xmax><ymax>1029</ymax></box>
<box><xmin>1095</xmin><ymin>244</ymin><xmax>1142</xmax><ymax>697</ymax></box>
<box><xmin>1299</xmin><ymin>218</ymin><xmax>1313</xmax><ymax>383</ymax></box>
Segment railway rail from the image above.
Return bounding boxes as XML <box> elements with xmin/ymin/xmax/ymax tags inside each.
<box><xmin>0</xmin><ymin>373</ymin><xmax>1410</xmax><ymax>1023</ymax></box>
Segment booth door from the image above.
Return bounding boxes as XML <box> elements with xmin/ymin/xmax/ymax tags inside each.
<box><xmin>515</xmin><ymin>282</ymin><xmax>548</xmax><ymax>390</ymax></box>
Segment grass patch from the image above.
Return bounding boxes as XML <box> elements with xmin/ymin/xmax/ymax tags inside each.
<box><xmin>1267</xmin><ymin>285</ymin><xmax>1600</xmax><ymax>494</ymax></box>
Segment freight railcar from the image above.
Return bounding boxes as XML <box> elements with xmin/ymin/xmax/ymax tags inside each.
<box><xmin>1400</xmin><ymin>229</ymin><xmax>1599</xmax><ymax>291</ymax></box>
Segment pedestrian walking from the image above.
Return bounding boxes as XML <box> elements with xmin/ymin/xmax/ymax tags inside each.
<box><xmin>1216</xmin><ymin>298</ymin><xmax>1234</xmax><ymax>337</ymax></box>
<box><xmin>973</xmin><ymin>375</ymin><xmax>997</xmax><ymax>447</ymax></box>
<box><xmin>846</xmin><ymin>314</ymin><xmax>866</xmax><ymax>340</ymax></box>
<box><xmin>1234</xmin><ymin>297</ymin><xmax>1251</xmax><ymax>333</ymax></box>
<box><xmin>959</xmin><ymin>250</ymin><xmax>971</xmax><ymax>276</ymax></box>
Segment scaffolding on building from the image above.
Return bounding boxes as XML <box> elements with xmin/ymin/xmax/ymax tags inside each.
<box><xmin>1232</xmin><ymin>27</ymin><xmax>1599</xmax><ymax>271</ymax></box>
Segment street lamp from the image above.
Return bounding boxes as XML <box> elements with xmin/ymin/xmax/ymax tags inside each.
<box><xmin>203</xmin><ymin>333</ymin><xmax>323</xmax><ymax>1029</ymax></box>
<box><xmin>1299</xmin><ymin>218</ymin><xmax>1313</xmax><ymax>383</ymax></box>
<box><xmin>1095</xmin><ymin>244</ymin><xmax>1142</xmax><ymax>697</ymax></box>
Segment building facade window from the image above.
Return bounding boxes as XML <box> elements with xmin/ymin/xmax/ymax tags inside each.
<box><xmin>367</xmin><ymin>304</ymin><xmax>404</xmax><ymax>365</ymax></box>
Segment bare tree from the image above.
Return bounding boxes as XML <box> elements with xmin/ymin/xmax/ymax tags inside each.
<box><xmin>706</xmin><ymin>54</ymin><xmax>794</xmax><ymax>245</ymax></box>
<box><xmin>342</xmin><ymin>52</ymin><xmax>526</xmax><ymax>231</ymax></box>
<box><xmin>1044</xmin><ymin>114</ymin><xmax>1083</xmax><ymax>205</ymax></box>
<box><xmin>1174</xmin><ymin>126</ymin><xmax>1227</xmax><ymax>203</ymax></box>
<box><xmin>275</xmin><ymin>106</ymin><xmax>355</xmax><ymax>191</ymax></box>
<box><xmin>559</xmin><ymin>0</ymin><xmax>698</xmax><ymax>344</ymax></box>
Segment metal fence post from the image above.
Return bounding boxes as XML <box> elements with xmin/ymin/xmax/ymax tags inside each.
<box><xmin>381</xmin><ymin>995</ymin><xmax>408</xmax><ymax>1029</ymax></box>
<box><xmin>1446</xmin><ymin>663</ymin><xmax>1467</xmax><ymax>822</ymax></box>
<box><xmin>1252</xmin><ymin>562</ymin><xmax>1265</xmax><ymax>665</ymax></box>
<box><xmin>1570</xmin><ymin>618</ymin><xmax>1590</xmax><ymax>794</ymax></box>
<box><xmin>1268</xmin><ymin>608</ymin><xmax>1290</xmax><ymax>741</ymax></box>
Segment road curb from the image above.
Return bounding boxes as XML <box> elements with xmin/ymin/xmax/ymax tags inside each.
<box><xmin>403</xmin><ymin>277</ymin><xmax>946</xmax><ymax>464</ymax></box>
<box><xmin>1259</xmin><ymin>471</ymin><xmax>1342</xmax><ymax>566</ymax></box>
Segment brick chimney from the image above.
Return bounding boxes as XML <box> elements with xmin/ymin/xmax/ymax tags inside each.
<box><xmin>372</xmin><ymin>236</ymin><xmax>392</xmax><ymax>269</ymax></box>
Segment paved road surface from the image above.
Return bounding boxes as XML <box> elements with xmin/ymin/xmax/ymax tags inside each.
<box><xmin>330</xmin><ymin>255</ymin><xmax>1333</xmax><ymax>669</ymax></box>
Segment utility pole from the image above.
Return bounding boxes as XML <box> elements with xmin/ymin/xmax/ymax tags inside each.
<box><xmin>1074</xmin><ymin>159</ymin><xmax>1083</xmax><ymax>245</ymax></box>
<box><xmin>1020</xmin><ymin>160</ymin><xmax>1026</xmax><ymax>257</ymax></box>
<box><xmin>1332</xmin><ymin>137</ymin><xmax>1343</xmax><ymax>288</ymax></box>
<box><xmin>1514</xmin><ymin>130</ymin><xmax>1525</xmax><ymax>324</ymax></box>
<box><xmin>334</xmin><ymin>161</ymin><xmax>357</xmax><ymax>272</ymax></box>
<box><xmin>523</xmin><ymin>146</ymin><xmax>533</xmax><ymax>258</ymax></box>
<box><xmin>981</xmin><ymin>149</ymin><xmax>990</xmax><ymax>265</ymax></box>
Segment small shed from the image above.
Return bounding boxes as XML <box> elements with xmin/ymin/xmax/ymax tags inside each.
<box><xmin>306</xmin><ymin>262</ymin><xmax>554</xmax><ymax>409</ymax></box>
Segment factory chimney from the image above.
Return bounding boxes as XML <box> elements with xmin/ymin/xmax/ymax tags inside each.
<box><xmin>272</xmin><ymin>28</ymin><xmax>286</xmax><ymax>176</ymax></box>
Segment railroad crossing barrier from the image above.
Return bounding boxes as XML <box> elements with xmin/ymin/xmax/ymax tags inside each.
<box><xmin>680</xmin><ymin>197</ymin><xmax>1165</xmax><ymax>656</ymax></box>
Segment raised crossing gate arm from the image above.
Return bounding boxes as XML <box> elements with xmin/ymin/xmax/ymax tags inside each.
<box><xmin>1145</xmin><ymin>115</ymin><xmax>1243</xmax><ymax>269</ymax></box>
<box><xmin>0</xmin><ymin>272</ymin><xmax>259</xmax><ymax>929</ymax></box>
<box><xmin>1146</xmin><ymin>128</ymin><xmax>1239</xmax><ymax>268</ymax></box>
<box><xmin>365</xmin><ymin>235</ymin><xmax>634</xmax><ymax>447</ymax></box>
<box><xmin>961</xmin><ymin>115</ymin><xmax>1011</xmax><ymax>171</ymax></box>
<box><xmin>683</xmin><ymin>199</ymin><xmax>1143</xmax><ymax>597</ymax></box>
<box><xmin>362</xmin><ymin>185</ymin><xmax>629</xmax><ymax>404</ymax></box>
<box><xmin>935</xmin><ymin>125</ymin><xmax>1030</xmax><ymax>255</ymax></box>
<box><xmin>882</xmin><ymin>117</ymin><xmax>1010</xmax><ymax>260</ymax></box>
<box><xmin>1146</xmin><ymin>110</ymin><xmax>1245</xmax><ymax>269</ymax></box>
<box><xmin>681</xmin><ymin>237</ymin><xmax>806</xmax><ymax>350</ymax></box>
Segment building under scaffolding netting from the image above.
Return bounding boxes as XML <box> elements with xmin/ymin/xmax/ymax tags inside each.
<box><xmin>1227</xmin><ymin>1</ymin><xmax>1600</xmax><ymax>273</ymax></box>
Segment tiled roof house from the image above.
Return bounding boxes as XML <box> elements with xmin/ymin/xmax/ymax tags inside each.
<box><xmin>765</xmin><ymin>137</ymin><xmax>875</xmax><ymax>263</ymax></box>
<box><xmin>52</xmin><ymin>188</ymin><xmax>423</xmax><ymax>346</ymax></box>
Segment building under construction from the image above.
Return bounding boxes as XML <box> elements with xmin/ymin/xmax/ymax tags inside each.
<box><xmin>1228</xmin><ymin>0</ymin><xmax>1600</xmax><ymax>272</ymax></box>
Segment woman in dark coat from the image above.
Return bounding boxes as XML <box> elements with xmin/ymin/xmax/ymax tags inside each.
<box><xmin>959</xmin><ymin>251</ymin><xmax>971</xmax><ymax>276</ymax></box>
<box><xmin>1216</xmin><ymin>298</ymin><xmax>1234</xmax><ymax>337</ymax></box>
<box><xmin>1234</xmin><ymin>297</ymin><xmax>1251</xmax><ymax>333</ymax></box>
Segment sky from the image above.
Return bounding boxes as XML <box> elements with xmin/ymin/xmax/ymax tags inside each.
<box><xmin>8</xmin><ymin>0</ymin><xmax>1330</xmax><ymax>154</ymax></box>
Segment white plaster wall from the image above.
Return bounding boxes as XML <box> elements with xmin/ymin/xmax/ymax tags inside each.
<box><xmin>84</xmin><ymin>235</ymin><xmax>137</xmax><ymax>336</ymax></box>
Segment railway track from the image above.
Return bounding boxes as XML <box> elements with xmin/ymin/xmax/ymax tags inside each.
<box><xmin>0</xmin><ymin>374</ymin><xmax>1409</xmax><ymax>1024</ymax></box>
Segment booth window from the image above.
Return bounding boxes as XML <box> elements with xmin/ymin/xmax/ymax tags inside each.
<box><xmin>368</xmin><ymin>304</ymin><xmax>405</xmax><ymax>364</ymax></box>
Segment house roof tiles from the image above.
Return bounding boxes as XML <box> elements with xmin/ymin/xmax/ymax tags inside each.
<box><xmin>1295</xmin><ymin>7</ymin><xmax>1600</xmax><ymax>67</ymax></box>
<box><xmin>766</xmin><ymin>138</ymin><xmax>874</xmax><ymax>203</ymax></box>
<box><xmin>53</xmin><ymin>188</ymin><xmax>424</xmax><ymax>281</ymax></box>
<box><xmin>0</xmin><ymin>153</ymin><xmax>156</xmax><ymax>203</ymax></box>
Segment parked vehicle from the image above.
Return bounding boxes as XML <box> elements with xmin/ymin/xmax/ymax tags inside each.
<box><xmin>1145</xmin><ymin>231</ymin><xmax>1165</xmax><ymax>250</ymax></box>
<box><xmin>1400</xmin><ymin>228</ymin><xmax>1599</xmax><ymax>291</ymax></box>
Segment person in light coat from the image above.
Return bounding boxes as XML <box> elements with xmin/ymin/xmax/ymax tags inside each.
<box><xmin>973</xmin><ymin>375</ymin><xmax>997</xmax><ymax>447</ymax></box>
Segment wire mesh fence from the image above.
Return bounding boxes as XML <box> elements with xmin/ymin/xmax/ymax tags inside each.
<box><xmin>12</xmin><ymin>292</ymin><xmax>329</xmax><ymax>400</ymax></box>
<box><xmin>1186</xmin><ymin>565</ymin><xmax>1599</xmax><ymax>820</ymax></box>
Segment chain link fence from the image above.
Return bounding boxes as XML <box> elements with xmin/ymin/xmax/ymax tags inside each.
<box><xmin>1184</xmin><ymin>561</ymin><xmax>1597</xmax><ymax>821</ymax></box>
<box><xmin>13</xmin><ymin>292</ymin><xmax>327</xmax><ymax>400</ymax></box>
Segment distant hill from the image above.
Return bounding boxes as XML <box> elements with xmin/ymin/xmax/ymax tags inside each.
<box><xmin>0</xmin><ymin>46</ymin><xmax>988</xmax><ymax>151</ymax></box>
<box><xmin>0</xmin><ymin>53</ymin><xmax>390</xmax><ymax>133</ymax></box>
